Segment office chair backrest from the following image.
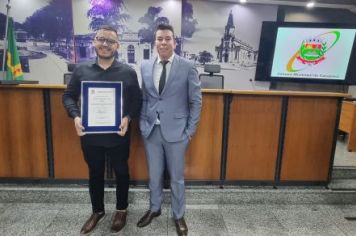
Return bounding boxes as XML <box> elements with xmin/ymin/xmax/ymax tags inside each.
<box><xmin>204</xmin><ymin>64</ymin><xmax>221</xmax><ymax>73</ymax></box>
<box><xmin>199</xmin><ymin>74</ymin><xmax>224</xmax><ymax>89</ymax></box>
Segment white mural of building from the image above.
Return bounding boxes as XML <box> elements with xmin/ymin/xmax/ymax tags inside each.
<box><xmin>118</xmin><ymin>32</ymin><xmax>151</xmax><ymax>64</ymax></box>
<box><xmin>74</xmin><ymin>34</ymin><xmax>96</xmax><ymax>63</ymax></box>
<box><xmin>75</xmin><ymin>32</ymin><xmax>152</xmax><ymax>64</ymax></box>
<box><xmin>215</xmin><ymin>11</ymin><xmax>258</xmax><ymax>67</ymax></box>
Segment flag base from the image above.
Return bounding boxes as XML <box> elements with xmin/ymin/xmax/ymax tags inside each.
<box><xmin>0</xmin><ymin>80</ymin><xmax>39</xmax><ymax>85</ymax></box>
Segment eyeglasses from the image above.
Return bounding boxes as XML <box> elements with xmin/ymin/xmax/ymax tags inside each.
<box><xmin>95</xmin><ymin>37</ymin><xmax>117</xmax><ymax>46</ymax></box>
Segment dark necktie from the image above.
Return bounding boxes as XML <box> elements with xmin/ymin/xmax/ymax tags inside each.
<box><xmin>159</xmin><ymin>61</ymin><xmax>169</xmax><ymax>95</ymax></box>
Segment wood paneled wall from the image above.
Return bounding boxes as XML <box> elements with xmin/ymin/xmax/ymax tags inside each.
<box><xmin>50</xmin><ymin>90</ymin><xmax>88</xmax><ymax>179</ymax></box>
<box><xmin>0</xmin><ymin>88</ymin><xmax>48</xmax><ymax>177</ymax></box>
<box><xmin>51</xmin><ymin>92</ymin><xmax>225</xmax><ymax>181</ymax></box>
<box><xmin>127</xmin><ymin>120</ymin><xmax>148</xmax><ymax>181</ymax></box>
<box><xmin>0</xmin><ymin>86</ymin><xmax>344</xmax><ymax>184</ymax></box>
<box><xmin>185</xmin><ymin>94</ymin><xmax>224</xmax><ymax>180</ymax></box>
<box><xmin>280</xmin><ymin>97</ymin><xmax>338</xmax><ymax>181</ymax></box>
<box><xmin>226</xmin><ymin>96</ymin><xmax>282</xmax><ymax>181</ymax></box>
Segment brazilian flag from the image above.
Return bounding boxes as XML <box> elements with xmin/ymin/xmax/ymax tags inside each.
<box><xmin>6</xmin><ymin>17</ymin><xmax>24</xmax><ymax>80</ymax></box>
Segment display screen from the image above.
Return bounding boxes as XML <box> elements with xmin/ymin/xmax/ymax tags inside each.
<box><xmin>255</xmin><ymin>22</ymin><xmax>356</xmax><ymax>84</ymax></box>
<box><xmin>271</xmin><ymin>27</ymin><xmax>356</xmax><ymax>81</ymax></box>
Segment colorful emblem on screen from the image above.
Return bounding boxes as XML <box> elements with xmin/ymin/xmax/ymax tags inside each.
<box><xmin>286</xmin><ymin>31</ymin><xmax>340</xmax><ymax>72</ymax></box>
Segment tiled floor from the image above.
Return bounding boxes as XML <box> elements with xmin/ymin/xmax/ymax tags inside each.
<box><xmin>1</xmin><ymin>201</ymin><xmax>356</xmax><ymax>235</ymax></box>
<box><xmin>0</xmin><ymin>138</ymin><xmax>356</xmax><ymax>235</ymax></box>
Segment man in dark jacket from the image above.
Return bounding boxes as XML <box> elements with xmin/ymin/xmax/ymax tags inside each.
<box><xmin>63</xmin><ymin>25</ymin><xmax>142</xmax><ymax>235</ymax></box>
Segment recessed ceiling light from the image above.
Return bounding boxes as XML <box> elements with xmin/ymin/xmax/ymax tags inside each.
<box><xmin>306</xmin><ymin>1</ymin><xmax>315</xmax><ymax>8</ymax></box>
<box><xmin>240</xmin><ymin>0</ymin><xmax>247</xmax><ymax>3</ymax></box>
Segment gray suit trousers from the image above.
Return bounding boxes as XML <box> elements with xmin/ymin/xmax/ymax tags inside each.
<box><xmin>143</xmin><ymin>125</ymin><xmax>189</xmax><ymax>219</ymax></box>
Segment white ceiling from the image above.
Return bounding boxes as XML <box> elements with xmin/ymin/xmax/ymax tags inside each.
<box><xmin>207</xmin><ymin>0</ymin><xmax>356</xmax><ymax>13</ymax></box>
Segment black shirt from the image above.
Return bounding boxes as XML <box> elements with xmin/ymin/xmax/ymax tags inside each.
<box><xmin>62</xmin><ymin>59</ymin><xmax>142</xmax><ymax>147</ymax></box>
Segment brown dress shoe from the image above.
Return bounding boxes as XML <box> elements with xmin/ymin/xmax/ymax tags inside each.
<box><xmin>175</xmin><ymin>217</ymin><xmax>188</xmax><ymax>236</ymax></box>
<box><xmin>137</xmin><ymin>210</ymin><xmax>161</xmax><ymax>227</ymax></box>
<box><xmin>80</xmin><ymin>211</ymin><xmax>105</xmax><ymax>235</ymax></box>
<box><xmin>111</xmin><ymin>210</ymin><xmax>127</xmax><ymax>233</ymax></box>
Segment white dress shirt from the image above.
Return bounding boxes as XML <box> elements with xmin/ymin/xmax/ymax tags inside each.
<box><xmin>153</xmin><ymin>54</ymin><xmax>175</xmax><ymax>93</ymax></box>
<box><xmin>153</xmin><ymin>54</ymin><xmax>174</xmax><ymax>124</ymax></box>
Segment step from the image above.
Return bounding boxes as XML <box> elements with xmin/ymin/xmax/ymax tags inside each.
<box><xmin>332</xmin><ymin>166</ymin><xmax>356</xmax><ymax>179</ymax></box>
<box><xmin>0</xmin><ymin>185</ymin><xmax>356</xmax><ymax>205</ymax></box>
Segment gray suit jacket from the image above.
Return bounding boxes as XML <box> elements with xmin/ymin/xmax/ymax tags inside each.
<box><xmin>139</xmin><ymin>55</ymin><xmax>202</xmax><ymax>142</ymax></box>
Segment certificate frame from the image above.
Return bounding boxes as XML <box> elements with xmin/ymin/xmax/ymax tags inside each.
<box><xmin>81</xmin><ymin>81</ymin><xmax>122</xmax><ymax>133</ymax></box>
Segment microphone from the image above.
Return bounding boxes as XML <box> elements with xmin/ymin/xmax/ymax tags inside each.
<box><xmin>249</xmin><ymin>78</ymin><xmax>256</xmax><ymax>90</ymax></box>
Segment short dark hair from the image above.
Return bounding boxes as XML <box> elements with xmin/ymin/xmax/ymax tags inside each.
<box><xmin>155</xmin><ymin>24</ymin><xmax>175</xmax><ymax>38</ymax></box>
<box><xmin>96</xmin><ymin>25</ymin><xmax>118</xmax><ymax>37</ymax></box>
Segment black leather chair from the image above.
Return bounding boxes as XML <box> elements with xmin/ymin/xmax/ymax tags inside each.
<box><xmin>63</xmin><ymin>63</ymin><xmax>76</xmax><ymax>84</ymax></box>
<box><xmin>67</xmin><ymin>63</ymin><xmax>76</xmax><ymax>72</ymax></box>
<box><xmin>63</xmin><ymin>73</ymin><xmax>72</xmax><ymax>84</ymax></box>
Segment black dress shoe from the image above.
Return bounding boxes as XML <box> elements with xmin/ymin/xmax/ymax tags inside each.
<box><xmin>80</xmin><ymin>211</ymin><xmax>105</xmax><ymax>235</ymax></box>
<box><xmin>111</xmin><ymin>210</ymin><xmax>127</xmax><ymax>233</ymax></box>
<box><xmin>175</xmin><ymin>217</ymin><xmax>188</xmax><ymax>236</ymax></box>
<box><xmin>137</xmin><ymin>210</ymin><xmax>161</xmax><ymax>227</ymax></box>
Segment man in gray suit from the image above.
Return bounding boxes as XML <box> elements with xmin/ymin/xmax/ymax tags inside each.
<box><xmin>137</xmin><ymin>24</ymin><xmax>202</xmax><ymax>235</ymax></box>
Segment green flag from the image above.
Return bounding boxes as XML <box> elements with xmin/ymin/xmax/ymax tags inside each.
<box><xmin>6</xmin><ymin>17</ymin><xmax>24</xmax><ymax>80</ymax></box>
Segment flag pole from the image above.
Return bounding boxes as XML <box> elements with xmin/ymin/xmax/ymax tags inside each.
<box><xmin>2</xmin><ymin>0</ymin><xmax>11</xmax><ymax>80</ymax></box>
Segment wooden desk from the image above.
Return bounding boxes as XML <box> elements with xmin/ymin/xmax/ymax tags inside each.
<box><xmin>339</xmin><ymin>101</ymin><xmax>356</xmax><ymax>151</ymax></box>
<box><xmin>0</xmin><ymin>85</ymin><xmax>348</xmax><ymax>185</ymax></box>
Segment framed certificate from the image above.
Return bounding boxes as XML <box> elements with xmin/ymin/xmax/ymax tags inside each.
<box><xmin>81</xmin><ymin>81</ymin><xmax>123</xmax><ymax>133</ymax></box>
